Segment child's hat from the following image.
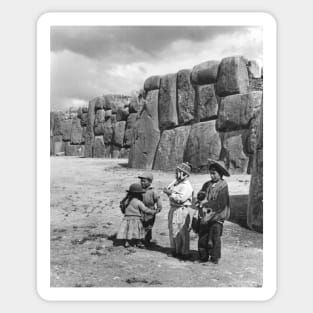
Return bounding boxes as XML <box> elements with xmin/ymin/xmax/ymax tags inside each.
<box><xmin>126</xmin><ymin>183</ymin><xmax>146</xmax><ymax>194</ymax></box>
<box><xmin>138</xmin><ymin>172</ymin><xmax>154</xmax><ymax>182</ymax></box>
<box><xmin>207</xmin><ymin>159</ymin><xmax>230</xmax><ymax>177</ymax></box>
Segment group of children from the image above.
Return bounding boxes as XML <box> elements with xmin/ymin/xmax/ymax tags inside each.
<box><xmin>115</xmin><ymin>159</ymin><xmax>230</xmax><ymax>264</ymax></box>
<box><xmin>116</xmin><ymin>172</ymin><xmax>162</xmax><ymax>248</ymax></box>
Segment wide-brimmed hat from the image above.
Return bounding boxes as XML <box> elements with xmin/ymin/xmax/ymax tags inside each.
<box><xmin>176</xmin><ymin>162</ymin><xmax>191</xmax><ymax>176</ymax></box>
<box><xmin>138</xmin><ymin>172</ymin><xmax>153</xmax><ymax>182</ymax></box>
<box><xmin>207</xmin><ymin>159</ymin><xmax>230</xmax><ymax>177</ymax></box>
<box><xmin>126</xmin><ymin>183</ymin><xmax>146</xmax><ymax>194</ymax></box>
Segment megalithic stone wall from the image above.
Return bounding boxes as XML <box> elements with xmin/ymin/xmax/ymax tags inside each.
<box><xmin>127</xmin><ymin>54</ymin><xmax>263</xmax><ymax>175</ymax></box>
<box><xmin>247</xmin><ymin>98</ymin><xmax>263</xmax><ymax>232</ymax></box>
<box><xmin>51</xmin><ymin>94</ymin><xmax>132</xmax><ymax>158</ymax></box>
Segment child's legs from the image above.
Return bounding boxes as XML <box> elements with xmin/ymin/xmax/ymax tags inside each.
<box><xmin>208</xmin><ymin>222</ymin><xmax>223</xmax><ymax>260</ymax></box>
<box><xmin>198</xmin><ymin>224</ymin><xmax>209</xmax><ymax>261</ymax></box>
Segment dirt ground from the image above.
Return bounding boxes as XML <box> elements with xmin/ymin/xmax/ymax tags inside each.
<box><xmin>50</xmin><ymin>157</ymin><xmax>263</xmax><ymax>287</ymax></box>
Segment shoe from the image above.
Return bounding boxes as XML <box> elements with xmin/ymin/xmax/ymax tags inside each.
<box><xmin>136</xmin><ymin>242</ymin><xmax>146</xmax><ymax>249</ymax></box>
<box><xmin>210</xmin><ymin>257</ymin><xmax>219</xmax><ymax>264</ymax></box>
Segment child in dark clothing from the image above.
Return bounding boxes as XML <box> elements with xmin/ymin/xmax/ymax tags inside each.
<box><xmin>117</xmin><ymin>183</ymin><xmax>156</xmax><ymax>248</ymax></box>
<box><xmin>194</xmin><ymin>159</ymin><xmax>230</xmax><ymax>264</ymax></box>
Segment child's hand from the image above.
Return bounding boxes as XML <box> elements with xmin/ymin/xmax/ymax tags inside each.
<box><xmin>163</xmin><ymin>188</ymin><xmax>172</xmax><ymax>196</ymax></box>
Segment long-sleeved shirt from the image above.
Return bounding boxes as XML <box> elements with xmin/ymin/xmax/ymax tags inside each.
<box><xmin>197</xmin><ymin>179</ymin><xmax>230</xmax><ymax>222</ymax></box>
<box><xmin>124</xmin><ymin>198</ymin><xmax>155</xmax><ymax>218</ymax></box>
<box><xmin>169</xmin><ymin>179</ymin><xmax>193</xmax><ymax>208</ymax></box>
<box><xmin>141</xmin><ymin>186</ymin><xmax>162</xmax><ymax>221</ymax></box>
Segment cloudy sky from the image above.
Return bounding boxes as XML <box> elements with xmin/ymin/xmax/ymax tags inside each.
<box><xmin>51</xmin><ymin>26</ymin><xmax>262</xmax><ymax>111</ymax></box>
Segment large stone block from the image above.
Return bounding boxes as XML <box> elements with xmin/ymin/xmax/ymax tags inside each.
<box><xmin>65</xmin><ymin>144</ymin><xmax>85</xmax><ymax>157</ymax></box>
<box><xmin>247</xmin><ymin>103</ymin><xmax>263</xmax><ymax>232</ymax></box>
<box><xmin>52</xmin><ymin>112</ymin><xmax>64</xmax><ymax>136</ymax></box>
<box><xmin>124</xmin><ymin>113</ymin><xmax>138</xmax><ymax>147</ymax></box>
<box><xmin>129</xmin><ymin>96</ymin><xmax>142</xmax><ymax>113</ymax></box>
<box><xmin>80</xmin><ymin>112</ymin><xmax>88</xmax><ymax>127</ymax></box>
<box><xmin>219</xmin><ymin>130</ymin><xmax>250</xmax><ymax>174</ymax></box>
<box><xmin>158</xmin><ymin>73</ymin><xmax>178</xmax><ymax>131</ymax></box>
<box><xmin>177</xmin><ymin>69</ymin><xmax>195</xmax><ymax>124</ymax></box>
<box><xmin>144</xmin><ymin>75</ymin><xmax>161</xmax><ymax>91</ymax></box>
<box><xmin>93</xmin><ymin>136</ymin><xmax>111</xmax><ymax>158</ymax></box>
<box><xmin>53</xmin><ymin>135</ymin><xmax>64</xmax><ymax>155</ymax></box>
<box><xmin>60</xmin><ymin>119</ymin><xmax>73</xmax><ymax>141</ymax></box>
<box><xmin>50</xmin><ymin>112</ymin><xmax>55</xmax><ymax>137</ymax></box>
<box><xmin>128</xmin><ymin>111</ymin><xmax>160</xmax><ymax>170</ymax></box>
<box><xmin>184</xmin><ymin>121</ymin><xmax>221</xmax><ymax>172</ymax></box>
<box><xmin>94</xmin><ymin>96</ymin><xmax>106</xmax><ymax>111</ymax></box>
<box><xmin>216</xmin><ymin>91</ymin><xmax>262</xmax><ymax>131</ymax></box>
<box><xmin>84</xmin><ymin>99</ymin><xmax>96</xmax><ymax>158</ymax></box>
<box><xmin>142</xmin><ymin>89</ymin><xmax>159</xmax><ymax>130</ymax></box>
<box><xmin>191</xmin><ymin>60</ymin><xmax>220</xmax><ymax>85</ymax></box>
<box><xmin>153</xmin><ymin>126</ymin><xmax>191</xmax><ymax>171</ymax></box>
<box><xmin>70</xmin><ymin>118</ymin><xmax>83</xmax><ymax>144</ymax></box>
<box><xmin>215</xmin><ymin>56</ymin><xmax>249</xmax><ymax>97</ymax></box>
<box><xmin>111</xmin><ymin>145</ymin><xmax>121</xmax><ymax>159</ymax></box>
<box><xmin>116</xmin><ymin>107</ymin><xmax>129</xmax><ymax>121</ymax></box>
<box><xmin>196</xmin><ymin>84</ymin><xmax>218</xmax><ymax>122</ymax></box>
<box><xmin>112</xmin><ymin>121</ymin><xmax>126</xmax><ymax>147</ymax></box>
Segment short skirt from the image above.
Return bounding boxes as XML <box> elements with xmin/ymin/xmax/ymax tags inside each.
<box><xmin>116</xmin><ymin>216</ymin><xmax>145</xmax><ymax>240</ymax></box>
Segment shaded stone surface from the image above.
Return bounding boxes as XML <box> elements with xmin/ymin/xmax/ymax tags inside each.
<box><xmin>247</xmin><ymin>60</ymin><xmax>262</xmax><ymax>79</ymax></box>
<box><xmin>191</xmin><ymin>60</ymin><xmax>220</xmax><ymax>85</ymax></box>
<box><xmin>247</xmin><ymin>103</ymin><xmax>263</xmax><ymax>232</ymax></box>
<box><xmin>215</xmin><ymin>56</ymin><xmax>249</xmax><ymax>97</ymax></box>
<box><xmin>93</xmin><ymin>136</ymin><xmax>106</xmax><ymax>158</ymax></box>
<box><xmin>52</xmin><ymin>112</ymin><xmax>64</xmax><ymax>136</ymax></box>
<box><xmin>94</xmin><ymin>96</ymin><xmax>106</xmax><ymax>111</ymax></box>
<box><xmin>216</xmin><ymin>91</ymin><xmax>262</xmax><ymax>132</ymax></box>
<box><xmin>80</xmin><ymin>113</ymin><xmax>88</xmax><ymax>127</ymax></box>
<box><xmin>196</xmin><ymin>84</ymin><xmax>218</xmax><ymax>122</ymax></box>
<box><xmin>142</xmin><ymin>90</ymin><xmax>159</xmax><ymax>130</ymax></box>
<box><xmin>116</xmin><ymin>107</ymin><xmax>129</xmax><ymax>121</ymax></box>
<box><xmin>84</xmin><ymin>99</ymin><xmax>96</xmax><ymax>158</ymax></box>
<box><xmin>53</xmin><ymin>135</ymin><xmax>64</xmax><ymax>155</ymax></box>
<box><xmin>119</xmin><ymin>148</ymin><xmax>129</xmax><ymax>159</ymax></box>
<box><xmin>177</xmin><ymin>69</ymin><xmax>195</xmax><ymax>124</ymax></box>
<box><xmin>111</xmin><ymin>146</ymin><xmax>121</xmax><ymax>159</ymax></box>
<box><xmin>158</xmin><ymin>73</ymin><xmax>178</xmax><ymax>131</ymax></box>
<box><xmin>128</xmin><ymin>111</ymin><xmax>160</xmax><ymax>170</ymax></box>
<box><xmin>124</xmin><ymin>113</ymin><xmax>138</xmax><ymax>147</ymax></box>
<box><xmin>153</xmin><ymin>126</ymin><xmax>191</xmax><ymax>171</ymax></box>
<box><xmin>61</xmin><ymin>119</ymin><xmax>73</xmax><ymax>141</ymax></box>
<box><xmin>184</xmin><ymin>121</ymin><xmax>221</xmax><ymax>172</ymax></box>
<box><xmin>219</xmin><ymin>130</ymin><xmax>250</xmax><ymax>174</ymax></box>
<box><xmin>70</xmin><ymin>118</ymin><xmax>83</xmax><ymax>144</ymax></box>
<box><xmin>102</xmin><ymin>119</ymin><xmax>114</xmax><ymax>144</ymax></box>
<box><xmin>112</xmin><ymin>121</ymin><xmax>126</xmax><ymax>147</ymax></box>
<box><xmin>65</xmin><ymin>144</ymin><xmax>85</xmax><ymax>157</ymax></box>
<box><xmin>129</xmin><ymin>96</ymin><xmax>141</xmax><ymax>113</ymax></box>
<box><xmin>144</xmin><ymin>75</ymin><xmax>161</xmax><ymax>91</ymax></box>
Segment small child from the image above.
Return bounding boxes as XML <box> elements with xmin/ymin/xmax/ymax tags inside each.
<box><xmin>116</xmin><ymin>183</ymin><xmax>156</xmax><ymax>248</ymax></box>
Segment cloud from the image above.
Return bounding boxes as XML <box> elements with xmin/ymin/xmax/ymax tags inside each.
<box><xmin>50</xmin><ymin>26</ymin><xmax>262</xmax><ymax>110</ymax></box>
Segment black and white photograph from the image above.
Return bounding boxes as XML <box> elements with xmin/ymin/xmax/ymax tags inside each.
<box><xmin>37</xmin><ymin>12</ymin><xmax>276</xmax><ymax>301</ymax></box>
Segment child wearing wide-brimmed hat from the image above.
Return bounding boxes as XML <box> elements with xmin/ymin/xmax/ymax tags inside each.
<box><xmin>116</xmin><ymin>183</ymin><xmax>156</xmax><ymax>248</ymax></box>
<box><xmin>194</xmin><ymin>159</ymin><xmax>230</xmax><ymax>264</ymax></box>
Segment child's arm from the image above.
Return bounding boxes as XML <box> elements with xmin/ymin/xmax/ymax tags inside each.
<box><xmin>138</xmin><ymin>201</ymin><xmax>156</xmax><ymax>215</ymax></box>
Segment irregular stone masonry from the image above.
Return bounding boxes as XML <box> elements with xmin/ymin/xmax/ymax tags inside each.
<box><xmin>51</xmin><ymin>55</ymin><xmax>263</xmax><ymax>174</ymax></box>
